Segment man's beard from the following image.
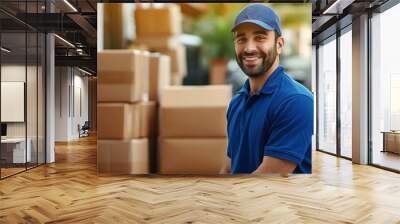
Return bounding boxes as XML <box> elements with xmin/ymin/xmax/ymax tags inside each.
<box><xmin>236</xmin><ymin>44</ymin><xmax>277</xmax><ymax>78</ymax></box>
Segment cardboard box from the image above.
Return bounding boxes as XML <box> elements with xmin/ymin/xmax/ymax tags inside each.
<box><xmin>159</xmin><ymin>85</ymin><xmax>231</xmax><ymax>137</ymax></box>
<box><xmin>128</xmin><ymin>43</ymin><xmax>149</xmax><ymax>51</ymax></box>
<box><xmin>98</xmin><ymin>50</ymin><xmax>148</xmax><ymax>102</ymax></box>
<box><xmin>97</xmin><ymin>83</ymin><xmax>140</xmax><ymax>103</ymax></box>
<box><xmin>135</xmin><ymin>4</ymin><xmax>182</xmax><ymax>37</ymax></box>
<box><xmin>98</xmin><ymin>102</ymin><xmax>157</xmax><ymax>139</ymax></box>
<box><xmin>97</xmin><ymin>139</ymin><xmax>149</xmax><ymax>174</ymax></box>
<box><xmin>139</xmin><ymin>51</ymin><xmax>150</xmax><ymax>102</ymax></box>
<box><xmin>97</xmin><ymin>103</ymin><xmax>141</xmax><ymax>139</ymax></box>
<box><xmin>170</xmin><ymin>73</ymin><xmax>184</xmax><ymax>86</ymax></box>
<box><xmin>103</xmin><ymin>4</ymin><xmax>124</xmax><ymax>49</ymax></box>
<box><xmin>160</xmin><ymin>106</ymin><xmax>227</xmax><ymax>137</ymax></box>
<box><xmin>158</xmin><ymin>44</ymin><xmax>187</xmax><ymax>77</ymax></box>
<box><xmin>149</xmin><ymin>53</ymin><xmax>171</xmax><ymax>101</ymax></box>
<box><xmin>160</xmin><ymin>85</ymin><xmax>232</xmax><ymax>108</ymax></box>
<box><xmin>158</xmin><ymin>138</ymin><xmax>227</xmax><ymax>174</ymax></box>
<box><xmin>98</xmin><ymin>49</ymin><xmax>140</xmax><ymax>73</ymax></box>
<box><xmin>135</xmin><ymin>35</ymin><xmax>180</xmax><ymax>50</ymax></box>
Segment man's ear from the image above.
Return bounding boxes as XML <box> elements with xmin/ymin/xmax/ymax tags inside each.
<box><xmin>276</xmin><ymin>37</ymin><xmax>284</xmax><ymax>55</ymax></box>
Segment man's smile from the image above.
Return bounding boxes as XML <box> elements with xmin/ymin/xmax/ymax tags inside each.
<box><xmin>243</xmin><ymin>56</ymin><xmax>260</xmax><ymax>64</ymax></box>
<box><xmin>241</xmin><ymin>55</ymin><xmax>262</xmax><ymax>66</ymax></box>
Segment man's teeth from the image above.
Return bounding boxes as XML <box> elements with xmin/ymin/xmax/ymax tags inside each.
<box><xmin>243</xmin><ymin>56</ymin><xmax>258</xmax><ymax>60</ymax></box>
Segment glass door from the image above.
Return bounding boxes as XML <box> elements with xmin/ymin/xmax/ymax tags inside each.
<box><xmin>317</xmin><ymin>36</ymin><xmax>337</xmax><ymax>155</ymax></box>
<box><xmin>339</xmin><ymin>27</ymin><xmax>352</xmax><ymax>159</ymax></box>
<box><xmin>1</xmin><ymin>30</ymin><xmax>28</xmax><ymax>178</ymax></box>
<box><xmin>370</xmin><ymin>3</ymin><xmax>400</xmax><ymax>171</ymax></box>
<box><xmin>0</xmin><ymin>1</ymin><xmax>47</xmax><ymax>179</ymax></box>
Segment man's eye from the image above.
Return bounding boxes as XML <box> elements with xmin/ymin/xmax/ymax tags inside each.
<box><xmin>236</xmin><ymin>38</ymin><xmax>246</xmax><ymax>44</ymax></box>
<box><xmin>255</xmin><ymin>36</ymin><xmax>266</xmax><ymax>41</ymax></box>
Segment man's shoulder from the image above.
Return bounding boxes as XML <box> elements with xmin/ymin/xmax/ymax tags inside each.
<box><xmin>228</xmin><ymin>91</ymin><xmax>244</xmax><ymax>107</ymax></box>
<box><xmin>270</xmin><ymin>72</ymin><xmax>313</xmax><ymax>116</ymax></box>
<box><xmin>275</xmin><ymin>72</ymin><xmax>313</xmax><ymax>103</ymax></box>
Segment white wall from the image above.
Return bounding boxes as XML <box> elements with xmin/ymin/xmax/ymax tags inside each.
<box><xmin>1</xmin><ymin>65</ymin><xmax>26</xmax><ymax>81</ymax></box>
<box><xmin>71</xmin><ymin>73</ymin><xmax>89</xmax><ymax>138</ymax></box>
<box><xmin>55</xmin><ymin>67</ymin><xmax>89</xmax><ymax>141</ymax></box>
<box><xmin>1</xmin><ymin>65</ymin><xmax>38</xmax><ymax>138</ymax></box>
<box><xmin>55</xmin><ymin>66</ymin><xmax>69</xmax><ymax>141</ymax></box>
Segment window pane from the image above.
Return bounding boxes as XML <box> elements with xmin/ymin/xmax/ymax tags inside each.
<box><xmin>318</xmin><ymin>37</ymin><xmax>337</xmax><ymax>154</ymax></box>
<box><xmin>371</xmin><ymin>3</ymin><xmax>400</xmax><ymax>171</ymax></box>
<box><xmin>340</xmin><ymin>29</ymin><xmax>352</xmax><ymax>158</ymax></box>
<box><xmin>1</xmin><ymin>31</ymin><xmax>28</xmax><ymax>177</ymax></box>
<box><xmin>27</xmin><ymin>30</ymin><xmax>38</xmax><ymax>169</ymax></box>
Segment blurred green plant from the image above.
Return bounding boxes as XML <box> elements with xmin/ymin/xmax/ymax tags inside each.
<box><xmin>192</xmin><ymin>8</ymin><xmax>236</xmax><ymax>65</ymax></box>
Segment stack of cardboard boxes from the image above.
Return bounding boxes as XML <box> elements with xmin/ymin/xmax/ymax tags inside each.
<box><xmin>134</xmin><ymin>4</ymin><xmax>187</xmax><ymax>85</ymax></box>
<box><xmin>147</xmin><ymin>53</ymin><xmax>171</xmax><ymax>172</ymax></box>
<box><xmin>97</xmin><ymin>49</ymin><xmax>159</xmax><ymax>174</ymax></box>
<box><xmin>158</xmin><ymin>85</ymin><xmax>232</xmax><ymax>174</ymax></box>
<box><xmin>97</xmin><ymin>49</ymin><xmax>231</xmax><ymax>174</ymax></box>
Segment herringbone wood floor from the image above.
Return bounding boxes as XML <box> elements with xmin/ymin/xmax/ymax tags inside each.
<box><xmin>1</xmin><ymin>135</ymin><xmax>400</xmax><ymax>223</ymax></box>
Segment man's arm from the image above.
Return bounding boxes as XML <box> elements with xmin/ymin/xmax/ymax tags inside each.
<box><xmin>261</xmin><ymin>95</ymin><xmax>313</xmax><ymax>176</ymax></box>
<box><xmin>252</xmin><ymin>156</ymin><xmax>296</xmax><ymax>176</ymax></box>
<box><xmin>219</xmin><ymin>156</ymin><xmax>231</xmax><ymax>174</ymax></box>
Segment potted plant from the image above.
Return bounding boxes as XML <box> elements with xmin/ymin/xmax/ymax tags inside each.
<box><xmin>193</xmin><ymin>11</ymin><xmax>236</xmax><ymax>84</ymax></box>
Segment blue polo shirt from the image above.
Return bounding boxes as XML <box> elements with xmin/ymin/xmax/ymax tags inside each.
<box><xmin>226</xmin><ymin>66</ymin><xmax>313</xmax><ymax>174</ymax></box>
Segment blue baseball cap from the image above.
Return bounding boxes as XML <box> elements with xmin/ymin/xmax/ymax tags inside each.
<box><xmin>231</xmin><ymin>4</ymin><xmax>282</xmax><ymax>36</ymax></box>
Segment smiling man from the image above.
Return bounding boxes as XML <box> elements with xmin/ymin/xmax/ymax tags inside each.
<box><xmin>220</xmin><ymin>4</ymin><xmax>313</xmax><ymax>175</ymax></box>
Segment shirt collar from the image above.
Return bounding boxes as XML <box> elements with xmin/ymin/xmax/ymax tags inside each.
<box><xmin>238</xmin><ymin>66</ymin><xmax>284</xmax><ymax>96</ymax></box>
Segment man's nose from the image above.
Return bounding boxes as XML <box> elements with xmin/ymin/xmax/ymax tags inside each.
<box><xmin>244</xmin><ymin>40</ymin><xmax>257</xmax><ymax>53</ymax></box>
